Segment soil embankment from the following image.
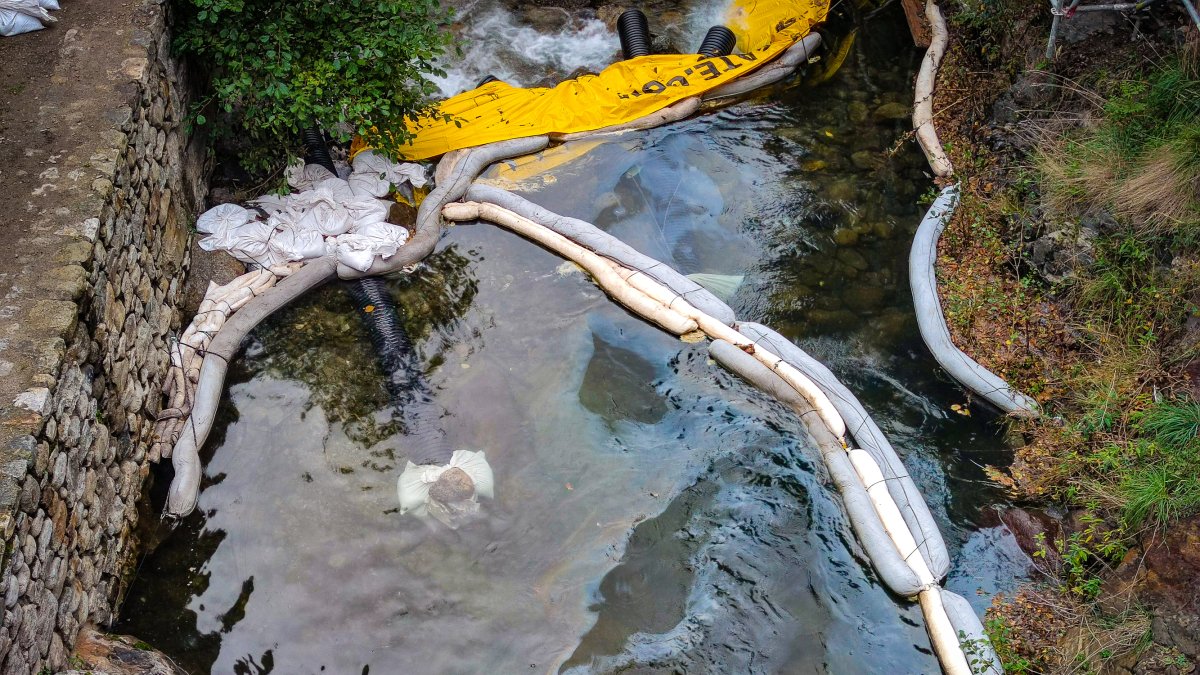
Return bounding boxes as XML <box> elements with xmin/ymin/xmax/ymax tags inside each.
<box><xmin>928</xmin><ymin>2</ymin><xmax>1200</xmax><ymax>671</ymax></box>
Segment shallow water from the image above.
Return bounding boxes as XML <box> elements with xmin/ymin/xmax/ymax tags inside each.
<box><xmin>119</xmin><ymin>2</ymin><xmax>1032</xmax><ymax>672</ymax></box>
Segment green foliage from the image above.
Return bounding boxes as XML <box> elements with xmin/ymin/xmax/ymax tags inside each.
<box><xmin>1074</xmin><ymin>397</ymin><xmax>1200</xmax><ymax>532</ymax></box>
<box><xmin>948</xmin><ymin>0</ymin><xmax>1032</xmax><ymax>67</ymax></box>
<box><xmin>175</xmin><ymin>0</ymin><xmax>455</xmax><ymax>174</ymax></box>
<box><xmin>1139</xmin><ymin>399</ymin><xmax>1200</xmax><ymax>447</ymax></box>
<box><xmin>1095</xmin><ymin>65</ymin><xmax>1200</xmax><ymax>163</ymax></box>
<box><xmin>1117</xmin><ymin>400</ymin><xmax>1200</xmax><ymax>528</ymax></box>
<box><xmin>960</xmin><ymin>630</ymin><xmax>1003</xmax><ymax>675</ymax></box>
<box><xmin>984</xmin><ymin>615</ymin><xmax>1034</xmax><ymax>674</ymax></box>
<box><xmin>1058</xmin><ymin>531</ymin><xmax>1104</xmax><ymax>599</ymax></box>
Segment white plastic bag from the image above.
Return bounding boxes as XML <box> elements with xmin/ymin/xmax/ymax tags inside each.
<box><xmin>268</xmin><ymin>226</ymin><xmax>327</xmax><ymax>262</ymax></box>
<box><xmin>0</xmin><ymin>0</ymin><xmax>56</xmax><ymax>36</ymax></box>
<box><xmin>349</xmin><ymin>150</ymin><xmax>429</xmax><ymax>197</ymax></box>
<box><xmin>335</xmin><ymin>222</ymin><xmax>410</xmax><ymax>272</ymax></box>
<box><xmin>196</xmin><ymin>203</ymin><xmax>252</xmax><ymax>235</ymax></box>
<box><xmin>396</xmin><ymin>450</ymin><xmax>494</xmax><ymax>518</ymax></box>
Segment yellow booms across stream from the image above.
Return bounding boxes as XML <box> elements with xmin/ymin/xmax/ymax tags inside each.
<box><xmin>362</xmin><ymin>0</ymin><xmax>829</xmax><ymax>160</ymax></box>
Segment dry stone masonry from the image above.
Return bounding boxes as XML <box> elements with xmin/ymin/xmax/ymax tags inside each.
<box><xmin>0</xmin><ymin>2</ymin><xmax>205</xmax><ymax>672</ymax></box>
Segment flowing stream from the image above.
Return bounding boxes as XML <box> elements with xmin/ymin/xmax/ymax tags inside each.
<box><xmin>119</xmin><ymin>1</ymin><xmax>1034</xmax><ymax>672</ymax></box>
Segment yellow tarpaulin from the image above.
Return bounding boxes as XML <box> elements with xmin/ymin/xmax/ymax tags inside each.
<box><xmin>373</xmin><ymin>0</ymin><xmax>829</xmax><ymax>160</ymax></box>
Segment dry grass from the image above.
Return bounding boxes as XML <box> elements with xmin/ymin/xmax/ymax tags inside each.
<box><xmin>988</xmin><ymin>588</ymin><xmax>1152</xmax><ymax>674</ymax></box>
<box><xmin>1112</xmin><ymin>150</ymin><xmax>1199</xmax><ymax>232</ymax></box>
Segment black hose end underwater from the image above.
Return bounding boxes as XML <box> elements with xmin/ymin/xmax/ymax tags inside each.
<box><xmin>696</xmin><ymin>25</ymin><xmax>736</xmax><ymax>58</ymax></box>
<box><xmin>617</xmin><ymin>9</ymin><xmax>652</xmax><ymax>59</ymax></box>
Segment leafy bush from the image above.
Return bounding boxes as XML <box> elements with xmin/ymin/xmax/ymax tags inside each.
<box><xmin>175</xmin><ymin>0</ymin><xmax>455</xmax><ymax>175</ymax></box>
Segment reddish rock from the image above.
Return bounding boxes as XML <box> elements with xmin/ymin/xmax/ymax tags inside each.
<box><xmin>1138</xmin><ymin>517</ymin><xmax>1200</xmax><ymax>659</ymax></box>
<box><xmin>997</xmin><ymin>506</ymin><xmax>1064</xmax><ymax>565</ymax></box>
<box><xmin>71</xmin><ymin>625</ymin><xmax>186</xmax><ymax>675</ymax></box>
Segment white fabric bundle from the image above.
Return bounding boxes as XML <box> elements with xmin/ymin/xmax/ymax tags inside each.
<box><xmin>197</xmin><ymin>173</ymin><xmax>410</xmax><ymax>270</ymax></box>
<box><xmin>196</xmin><ymin>203</ymin><xmax>252</xmax><ymax>234</ymax></box>
<box><xmin>1</xmin><ymin>0</ymin><xmax>58</xmax><ymax>37</ymax></box>
<box><xmin>335</xmin><ymin>222</ymin><xmax>411</xmax><ymax>272</ymax></box>
<box><xmin>285</xmin><ymin>160</ymin><xmax>337</xmax><ymax>192</ymax></box>
<box><xmin>396</xmin><ymin>450</ymin><xmax>495</xmax><ymax>519</ymax></box>
<box><xmin>349</xmin><ymin>150</ymin><xmax>428</xmax><ymax>198</ymax></box>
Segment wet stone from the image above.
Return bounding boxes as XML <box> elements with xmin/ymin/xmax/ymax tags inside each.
<box><xmin>873</xmin><ymin>101</ymin><xmax>909</xmax><ymax>120</ymax></box>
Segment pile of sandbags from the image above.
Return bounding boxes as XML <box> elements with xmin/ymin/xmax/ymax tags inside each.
<box><xmin>1</xmin><ymin>0</ymin><xmax>59</xmax><ymax>37</ymax></box>
<box><xmin>195</xmin><ymin>150</ymin><xmax>427</xmax><ymax>272</ymax></box>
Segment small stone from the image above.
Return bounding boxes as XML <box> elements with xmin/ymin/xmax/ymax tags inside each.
<box><xmin>832</xmin><ymin>228</ymin><xmax>859</xmax><ymax>246</ymax></box>
<box><xmin>81</xmin><ymin>217</ymin><xmax>101</xmax><ymax>242</ymax></box>
<box><xmin>836</xmin><ymin>247</ymin><xmax>869</xmax><ymax>271</ymax></box>
<box><xmin>847</xmin><ymin>101</ymin><xmax>869</xmax><ymax>123</ymax></box>
<box><xmin>826</xmin><ymin>179</ymin><xmax>856</xmax><ymax>202</ymax></box>
<box><xmin>429</xmin><ymin>467</ymin><xmax>475</xmax><ymax>504</ymax></box>
<box><xmin>873</xmin><ymin>101</ymin><xmax>910</xmax><ymax>121</ymax></box>
<box><xmin>37</xmin><ymin>265</ymin><xmax>88</xmax><ymax>300</ymax></box>
<box><xmin>14</xmin><ymin>389</ymin><xmax>51</xmax><ymax>416</ymax></box>
<box><xmin>850</xmin><ymin>150</ymin><xmax>880</xmax><ymax>171</ymax></box>
<box><xmin>842</xmin><ymin>285</ymin><xmax>886</xmax><ymax>311</ymax></box>
<box><xmin>27</xmin><ymin>300</ymin><xmax>79</xmax><ymax>336</ymax></box>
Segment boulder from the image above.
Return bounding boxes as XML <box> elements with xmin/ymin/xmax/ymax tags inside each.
<box><xmin>70</xmin><ymin>626</ymin><xmax>186</xmax><ymax>675</ymax></box>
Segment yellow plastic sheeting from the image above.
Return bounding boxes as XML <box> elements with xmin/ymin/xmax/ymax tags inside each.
<box><xmin>379</xmin><ymin>0</ymin><xmax>828</xmax><ymax>160</ymax></box>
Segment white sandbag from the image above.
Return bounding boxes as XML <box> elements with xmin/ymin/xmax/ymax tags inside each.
<box><xmin>196</xmin><ymin>203</ymin><xmax>252</xmax><ymax>235</ymax></box>
<box><xmin>0</xmin><ymin>10</ymin><xmax>45</xmax><ymax>35</ymax></box>
<box><xmin>335</xmin><ymin>222</ymin><xmax>410</xmax><ymax>272</ymax></box>
<box><xmin>349</xmin><ymin>150</ymin><xmax>429</xmax><ymax>197</ymax></box>
<box><xmin>285</xmin><ymin>160</ymin><xmax>337</xmax><ymax>192</ymax></box>
<box><xmin>338</xmin><ymin>135</ymin><xmax>551</xmax><ymax>279</ymax></box>
<box><xmin>199</xmin><ymin>218</ymin><xmax>280</xmax><ymax>267</ymax></box>
<box><xmin>397</xmin><ymin>449</ymin><xmax>495</xmax><ymax>521</ymax></box>
<box><xmin>38</xmin><ymin>0</ymin><xmax>59</xmax><ymax>9</ymax></box>
<box><xmin>249</xmin><ymin>194</ymin><xmax>290</xmax><ymax>216</ymax></box>
<box><xmin>268</xmin><ymin>227</ymin><xmax>327</xmax><ymax>262</ymax></box>
<box><xmin>0</xmin><ymin>0</ymin><xmax>53</xmax><ymax>18</ymax></box>
<box><xmin>342</xmin><ymin>196</ymin><xmax>392</xmax><ymax>226</ymax></box>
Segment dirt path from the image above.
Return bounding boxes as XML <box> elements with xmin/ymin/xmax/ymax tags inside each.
<box><xmin>0</xmin><ymin>0</ymin><xmax>140</xmax><ymax>416</ymax></box>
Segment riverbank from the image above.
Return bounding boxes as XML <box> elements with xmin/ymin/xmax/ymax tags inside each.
<box><xmin>929</xmin><ymin>2</ymin><xmax>1199</xmax><ymax>671</ymax></box>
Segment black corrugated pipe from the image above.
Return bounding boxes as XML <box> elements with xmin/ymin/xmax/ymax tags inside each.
<box><xmin>477</xmin><ymin>74</ymin><xmax>500</xmax><ymax>87</ymax></box>
<box><xmin>302</xmin><ymin>126</ymin><xmax>337</xmax><ymax>175</ymax></box>
<box><xmin>343</xmin><ymin>277</ymin><xmax>453</xmax><ymax>466</ymax></box>
<box><xmin>696</xmin><ymin>25</ymin><xmax>736</xmax><ymax>57</ymax></box>
<box><xmin>617</xmin><ymin>9</ymin><xmax>652</xmax><ymax>59</ymax></box>
<box><xmin>300</xmin><ymin>128</ymin><xmax>453</xmax><ymax>467</ymax></box>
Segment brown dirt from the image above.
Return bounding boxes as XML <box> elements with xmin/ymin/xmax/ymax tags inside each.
<box><xmin>0</xmin><ymin>0</ymin><xmax>142</xmax><ymax>415</ymax></box>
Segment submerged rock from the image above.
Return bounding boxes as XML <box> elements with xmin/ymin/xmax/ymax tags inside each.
<box><xmin>996</xmin><ymin>506</ymin><xmax>1064</xmax><ymax>565</ymax></box>
<box><xmin>847</xmin><ymin>100</ymin><xmax>869</xmax><ymax>123</ymax></box>
<box><xmin>873</xmin><ymin>102</ymin><xmax>910</xmax><ymax>121</ymax></box>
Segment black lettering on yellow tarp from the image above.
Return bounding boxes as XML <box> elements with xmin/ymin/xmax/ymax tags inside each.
<box><xmin>352</xmin><ymin>0</ymin><xmax>831</xmax><ymax>159</ymax></box>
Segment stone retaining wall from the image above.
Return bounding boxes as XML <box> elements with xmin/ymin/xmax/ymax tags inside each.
<box><xmin>0</xmin><ymin>2</ymin><xmax>204</xmax><ymax>672</ymax></box>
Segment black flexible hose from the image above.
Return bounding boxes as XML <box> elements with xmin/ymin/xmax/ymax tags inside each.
<box><xmin>696</xmin><ymin>25</ymin><xmax>736</xmax><ymax>57</ymax></box>
<box><xmin>302</xmin><ymin>127</ymin><xmax>338</xmax><ymax>175</ymax></box>
<box><xmin>301</xmin><ymin>127</ymin><xmax>453</xmax><ymax>466</ymax></box>
<box><xmin>617</xmin><ymin>10</ymin><xmax>652</xmax><ymax>59</ymax></box>
<box><xmin>344</xmin><ymin>278</ymin><xmax>452</xmax><ymax>466</ymax></box>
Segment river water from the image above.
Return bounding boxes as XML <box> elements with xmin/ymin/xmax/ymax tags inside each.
<box><xmin>118</xmin><ymin>2</ymin><xmax>1032</xmax><ymax>672</ymax></box>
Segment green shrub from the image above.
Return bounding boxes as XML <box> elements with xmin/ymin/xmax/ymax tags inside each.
<box><xmin>175</xmin><ymin>0</ymin><xmax>455</xmax><ymax>175</ymax></box>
